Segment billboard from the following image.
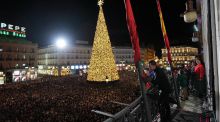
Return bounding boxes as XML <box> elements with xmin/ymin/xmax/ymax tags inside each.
<box><xmin>0</xmin><ymin>22</ymin><xmax>26</xmax><ymax>38</ymax></box>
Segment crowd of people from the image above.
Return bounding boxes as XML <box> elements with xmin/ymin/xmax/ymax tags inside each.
<box><xmin>142</xmin><ymin>57</ymin><xmax>206</xmax><ymax>122</ymax></box>
<box><xmin>0</xmin><ymin>71</ymin><xmax>140</xmax><ymax>122</ymax></box>
<box><xmin>0</xmin><ymin>57</ymin><xmax>207</xmax><ymax>122</ymax></box>
<box><xmin>173</xmin><ymin>56</ymin><xmax>206</xmax><ymax>100</ymax></box>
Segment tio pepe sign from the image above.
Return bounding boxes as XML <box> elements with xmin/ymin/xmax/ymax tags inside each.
<box><xmin>0</xmin><ymin>22</ymin><xmax>26</xmax><ymax>33</ymax></box>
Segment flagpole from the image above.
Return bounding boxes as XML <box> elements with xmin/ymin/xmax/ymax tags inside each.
<box><xmin>156</xmin><ymin>0</ymin><xmax>180</xmax><ymax>108</ymax></box>
<box><xmin>136</xmin><ymin>61</ymin><xmax>152</xmax><ymax>122</ymax></box>
<box><xmin>124</xmin><ymin>0</ymin><xmax>152</xmax><ymax>121</ymax></box>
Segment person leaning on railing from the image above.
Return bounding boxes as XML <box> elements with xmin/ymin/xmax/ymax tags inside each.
<box><xmin>141</xmin><ymin>68</ymin><xmax>160</xmax><ymax>99</ymax></box>
<box><xmin>148</xmin><ymin>60</ymin><xmax>172</xmax><ymax>122</ymax></box>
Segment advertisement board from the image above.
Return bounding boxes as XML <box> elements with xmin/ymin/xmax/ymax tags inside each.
<box><xmin>12</xmin><ymin>69</ymin><xmax>37</xmax><ymax>82</ymax></box>
<box><xmin>0</xmin><ymin>22</ymin><xmax>26</xmax><ymax>38</ymax></box>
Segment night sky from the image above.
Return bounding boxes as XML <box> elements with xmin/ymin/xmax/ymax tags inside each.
<box><xmin>0</xmin><ymin>0</ymin><xmax>196</xmax><ymax>56</ymax></box>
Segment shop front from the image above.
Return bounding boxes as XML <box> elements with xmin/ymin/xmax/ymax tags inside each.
<box><xmin>12</xmin><ymin>68</ymin><xmax>38</xmax><ymax>82</ymax></box>
<box><xmin>38</xmin><ymin>65</ymin><xmax>71</xmax><ymax>76</ymax></box>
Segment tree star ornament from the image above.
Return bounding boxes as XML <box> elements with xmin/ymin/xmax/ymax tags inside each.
<box><xmin>98</xmin><ymin>0</ymin><xmax>104</xmax><ymax>6</ymax></box>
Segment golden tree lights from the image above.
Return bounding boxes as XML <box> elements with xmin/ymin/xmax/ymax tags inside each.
<box><xmin>87</xmin><ymin>0</ymin><xmax>119</xmax><ymax>82</ymax></box>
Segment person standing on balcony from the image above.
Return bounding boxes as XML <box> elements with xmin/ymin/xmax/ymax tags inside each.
<box><xmin>177</xmin><ymin>68</ymin><xmax>188</xmax><ymax>101</ymax></box>
<box><xmin>148</xmin><ymin>60</ymin><xmax>172</xmax><ymax>122</ymax></box>
<box><xmin>189</xmin><ymin>60</ymin><xmax>197</xmax><ymax>92</ymax></box>
<box><xmin>194</xmin><ymin>57</ymin><xmax>206</xmax><ymax>98</ymax></box>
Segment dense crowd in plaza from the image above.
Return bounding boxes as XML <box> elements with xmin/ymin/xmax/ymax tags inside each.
<box><xmin>0</xmin><ymin>71</ymin><xmax>140</xmax><ymax>122</ymax></box>
<box><xmin>0</xmin><ymin>56</ymin><xmax>207</xmax><ymax>122</ymax></box>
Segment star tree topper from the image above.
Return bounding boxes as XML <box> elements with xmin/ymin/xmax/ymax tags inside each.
<box><xmin>98</xmin><ymin>0</ymin><xmax>104</xmax><ymax>6</ymax></box>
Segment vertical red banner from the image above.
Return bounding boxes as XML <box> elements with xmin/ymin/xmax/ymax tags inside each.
<box><xmin>156</xmin><ymin>0</ymin><xmax>172</xmax><ymax>64</ymax></box>
<box><xmin>124</xmin><ymin>0</ymin><xmax>141</xmax><ymax>64</ymax></box>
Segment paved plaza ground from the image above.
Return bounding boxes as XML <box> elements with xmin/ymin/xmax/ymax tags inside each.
<box><xmin>171</xmin><ymin>95</ymin><xmax>206</xmax><ymax>122</ymax></box>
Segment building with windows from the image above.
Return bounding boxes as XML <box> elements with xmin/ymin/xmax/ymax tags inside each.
<box><xmin>0</xmin><ymin>38</ymin><xmax>38</xmax><ymax>70</ymax></box>
<box><xmin>37</xmin><ymin>44</ymin><xmax>155</xmax><ymax>75</ymax></box>
<box><xmin>0</xmin><ymin>22</ymin><xmax>38</xmax><ymax>71</ymax></box>
<box><xmin>38</xmin><ymin>45</ymin><xmax>134</xmax><ymax>75</ymax></box>
<box><xmin>141</xmin><ymin>48</ymin><xmax>155</xmax><ymax>64</ymax></box>
<box><xmin>160</xmin><ymin>46</ymin><xmax>198</xmax><ymax>67</ymax></box>
<box><xmin>0</xmin><ymin>23</ymin><xmax>38</xmax><ymax>83</ymax></box>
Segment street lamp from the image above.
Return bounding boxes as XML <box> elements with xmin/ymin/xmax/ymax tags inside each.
<box><xmin>56</xmin><ymin>37</ymin><xmax>67</xmax><ymax>49</ymax></box>
<box><xmin>55</xmin><ymin>37</ymin><xmax>67</xmax><ymax>76</ymax></box>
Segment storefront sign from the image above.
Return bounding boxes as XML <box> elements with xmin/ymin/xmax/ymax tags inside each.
<box><xmin>0</xmin><ymin>22</ymin><xmax>26</xmax><ymax>38</ymax></box>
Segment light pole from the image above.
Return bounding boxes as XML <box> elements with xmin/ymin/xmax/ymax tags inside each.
<box><xmin>55</xmin><ymin>37</ymin><xmax>67</xmax><ymax>76</ymax></box>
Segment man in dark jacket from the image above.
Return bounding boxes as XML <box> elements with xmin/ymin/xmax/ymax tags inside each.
<box><xmin>148</xmin><ymin>60</ymin><xmax>172</xmax><ymax>122</ymax></box>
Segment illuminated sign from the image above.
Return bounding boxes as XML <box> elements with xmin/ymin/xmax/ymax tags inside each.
<box><xmin>0</xmin><ymin>22</ymin><xmax>26</xmax><ymax>38</ymax></box>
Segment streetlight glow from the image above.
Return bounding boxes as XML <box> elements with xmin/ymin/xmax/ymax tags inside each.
<box><xmin>56</xmin><ymin>37</ymin><xmax>67</xmax><ymax>49</ymax></box>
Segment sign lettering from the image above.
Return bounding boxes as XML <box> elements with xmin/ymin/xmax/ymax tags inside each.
<box><xmin>0</xmin><ymin>22</ymin><xmax>26</xmax><ymax>38</ymax></box>
<box><xmin>0</xmin><ymin>22</ymin><xmax>26</xmax><ymax>33</ymax></box>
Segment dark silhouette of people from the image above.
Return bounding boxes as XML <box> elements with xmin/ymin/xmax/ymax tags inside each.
<box><xmin>148</xmin><ymin>60</ymin><xmax>172</xmax><ymax>122</ymax></box>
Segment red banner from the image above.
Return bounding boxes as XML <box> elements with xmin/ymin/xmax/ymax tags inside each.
<box><xmin>124</xmin><ymin>0</ymin><xmax>141</xmax><ymax>64</ymax></box>
<box><xmin>156</xmin><ymin>0</ymin><xmax>172</xmax><ymax>64</ymax></box>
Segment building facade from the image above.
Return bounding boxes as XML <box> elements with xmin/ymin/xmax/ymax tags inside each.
<box><xmin>141</xmin><ymin>48</ymin><xmax>155</xmax><ymax>64</ymax></box>
<box><xmin>0</xmin><ymin>37</ymin><xmax>38</xmax><ymax>70</ymax></box>
<box><xmin>0</xmin><ymin>22</ymin><xmax>38</xmax><ymax>83</ymax></box>
<box><xmin>0</xmin><ymin>37</ymin><xmax>38</xmax><ymax>83</ymax></box>
<box><xmin>161</xmin><ymin>46</ymin><xmax>198</xmax><ymax>67</ymax></box>
<box><xmin>38</xmin><ymin>45</ymin><xmax>134</xmax><ymax>68</ymax></box>
<box><xmin>37</xmin><ymin>44</ymin><xmax>155</xmax><ymax>75</ymax></box>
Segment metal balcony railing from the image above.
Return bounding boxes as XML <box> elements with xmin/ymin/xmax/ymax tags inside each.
<box><xmin>92</xmin><ymin>94</ymin><xmax>162</xmax><ymax>122</ymax></box>
<box><xmin>94</xmin><ymin>80</ymin><xmax>178</xmax><ymax>122</ymax></box>
<box><xmin>92</xmin><ymin>96</ymin><xmax>143</xmax><ymax>122</ymax></box>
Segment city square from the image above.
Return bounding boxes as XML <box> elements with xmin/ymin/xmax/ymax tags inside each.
<box><xmin>0</xmin><ymin>0</ymin><xmax>220</xmax><ymax>121</ymax></box>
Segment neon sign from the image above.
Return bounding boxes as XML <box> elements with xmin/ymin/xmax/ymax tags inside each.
<box><xmin>0</xmin><ymin>22</ymin><xmax>26</xmax><ymax>38</ymax></box>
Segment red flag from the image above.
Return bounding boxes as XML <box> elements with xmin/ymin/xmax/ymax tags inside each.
<box><xmin>156</xmin><ymin>0</ymin><xmax>172</xmax><ymax>64</ymax></box>
<box><xmin>124</xmin><ymin>0</ymin><xmax>141</xmax><ymax>64</ymax></box>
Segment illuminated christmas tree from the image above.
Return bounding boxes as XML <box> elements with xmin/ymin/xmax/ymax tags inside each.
<box><xmin>87</xmin><ymin>0</ymin><xmax>119</xmax><ymax>82</ymax></box>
